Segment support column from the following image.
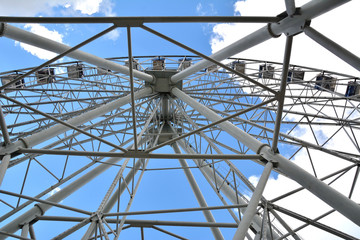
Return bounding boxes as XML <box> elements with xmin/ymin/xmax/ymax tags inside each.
<box><xmin>20</xmin><ymin>223</ymin><xmax>29</xmax><ymax>238</ymax></box>
<box><xmin>304</xmin><ymin>26</ymin><xmax>360</xmax><ymax>72</ymax></box>
<box><xmin>0</xmin><ymin>105</ymin><xmax>10</xmax><ymax>145</ymax></box>
<box><xmin>176</xmin><ymin>140</ymin><xmax>275</xmax><ymax>239</ymax></box>
<box><xmin>172</xmin><ymin>143</ymin><xmax>224</xmax><ymax>240</ymax></box>
<box><xmin>172</xmin><ymin>87</ymin><xmax>360</xmax><ymax>227</ymax></box>
<box><xmin>29</xmin><ymin>225</ymin><xmax>36</xmax><ymax>240</ymax></box>
<box><xmin>272</xmin><ymin>36</ymin><xmax>293</xmax><ymax>152</ymax></box>
<box><xmin>233</xmin><ymin>162</ymin><xmax>273</xmax><ymax>240</ymax></box>
<box><xmin>0</xmin><ymin>154</ymin><xmax>10</xmax><ymax>186</ymax></box>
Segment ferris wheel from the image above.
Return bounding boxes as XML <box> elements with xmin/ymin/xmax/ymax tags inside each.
<box><xmin>0</xmin><ymin>0</ymin><xmax>359</xmax><ymax>239</ymax></box>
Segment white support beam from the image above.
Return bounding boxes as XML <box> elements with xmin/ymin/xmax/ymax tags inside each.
<box><xmin>0</xmin><ymin>23</ymin><xmax>154</xmax><ymax>83</ymax></box>
<box><xmin>172</xmin><ymin>87</ymin><xmax>360</xmax><ymax>227</ymax></box>
<box><xmin>172</xmin><ymin>143</ymin><xmax>224</xmax><ymax>240</ymax></box>
<box><xmin>284</xmin><ymin>0</ymin><xmax>296</xmax><ymax>16</ymax></box>
<box><xmin>0</xmin><ymin>154</ymin><xmax>10</xmax><ymax>187</ymax></box>
<box><xmin>304</xmin><ymin>26</ymin><xmax>360</xmax><ymax>72</ymax></box>
<box><xmin>0</xmin><ymin>87</ymin><xmax>153</xmax><ymax>155</ymax></box>
<box><xmin>177</xmin><ymin>139</ymin><xmax>275</xmax><ymax>239</ymax></box>
<box><xmin>20</xmin><ymin>223</ymin><xmax>29</xmax><ymax>239</ymax></box>
<box><xmin>171</xmin><ymin>0</ymin><xmax>350</xmax><ymax>83</ymax></box>
<box><xmin>233</xmin><ymin>162</ymin><xmax>273</xmax><ymax>240</ymax></box>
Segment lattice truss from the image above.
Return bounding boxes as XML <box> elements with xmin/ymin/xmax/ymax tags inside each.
<box><xmin>0</xmin><ymin>1</ymin><xmax>359</xmax><ymax>239</ymax></box>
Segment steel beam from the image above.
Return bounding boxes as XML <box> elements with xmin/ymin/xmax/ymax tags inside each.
<box><xmin>1</xmin><ymin>94</ymin><xmax>127</xmax><ymax>152</ymax></box>
<box><xmin>171</xmin><ymin>0</ymin><xmax>350</xmax><ymax>83</ymax></box>
<box><xmin>0</xmin><ymin>25</ymin><xmax>117</xmax><ymax>91</ymax></box>
<box><xmin>0</xmin><ymin>189</ymin><xmax>91</xmax><ymax>215</ymax></box>
<box><xmin>127</xmin><ymin>26</ymin><xmax>138</xmax><ymax>150</ymax></box>
<box><xmin>0</xmin><ymin>154</ymin><xmax>130</xmax><ymax>237</ymax></box>
<box><xmin>0</xmin><ymin>154</ymin><xmax>10</xmax><ymax>186</ymax></box>
<box><xmin>233</xmin><ymin>162</ymin><xmax>273</xmax><ymax>240</ymax></box>
<box><xmin>146</xmin><ymin>97</ymin><xmax>276</xmax><ymax>152</ymax></box>
<box><xmin>104</xmin><ymin>204</ymin><xmax>249</xmax><ymax>217</ymax></box>
<box><xmin>102</xmin><ymin>159</ymin><xmax>145</xmax><ymax>213</ymax></box>
<box><xmin>304</xmin><ymin>26</ymin><xmax>360</xmax><ymax>72</ymax></box>
<box><xmin>172</xmin><ymin>143</ymin><xmax>224</xmax><ymax>240</ymax></box>
<box><xmin>171</xmin><ymin>100</ymin><xmax>298</xmax><ymax>239</ymax></box>
<box><xmin>0</xmin><ymin>160</ymin><xmax>97</xmax><ymax>223</ymax></box>
<box><xmin>36</xmin><ymin>216</ymin><xmax>239</xmax><ymax>228</ymax></box>
<box><xmin>0</xmin><ymin>87</ymin><xmax>152</xmax><ymax>155</ymax></box>
<box><xmin>114</xmin><ymin>160</ymin><xmax>150</xmax><ymax>239</ymax></box>
<box><xmin>177</xmin><ymin>139</ymin><xmax>274</xmax><ymax>238</ymax></box>
<box><xmin>17</xmin><ymin>148</ymin><xmax>260</xmax><ymax>160</ymax></box>
<box><xmin>28</xmin><ymin>225</ymin><xmax>35</xmax><ymax>240</ymax></box>
<box><xmin>8</xmin><ymin>96</ymin><xmax>157</xmax><ymax>169</ymax></box>
<box><xmin>0</xmin><ymin>23</ymin><xmax>154</xmax><ymax>83</ymax></box>
<box><xmin>54</xmin><ymin>218</ymin><xmax>91</xmax><ymax>240</ymax></box>
<box><xmin>0</xmin><ymin>16</ymin><xmax>281</xmax><ymax>25</ymax></box>
<box><xmin>172</xmin><ymin>87</ymin><xmax>360</xmax><ymax>227</ymax></box>
<box><xmin>2</xmin><ymin>118</ymin><xmax>153</xmax><ymax>237</ymax></box>
<box><xmin>272</xmin><ymin>36</ymin><xmax>293</xmax><ymax>151</ymax></box>
<box><xmin>272</xmin><ymin>204</ymin><xmax>359</xmax><ymax>240</ymax></box>
<box><xmin>141</xmin><ymin>25</ymin><xmax>277</xmax><ymax>95</ymax></box>
<box><xmin>284</xmin><ymin>0</ymin><xmax>296</xmax><ymax>16</ymax></box>
<box><xmin>0</xmin><ymin>106</ymin><xmax>10</xmax><ymax>145</ymax></box>
<box><xmin>20</xmin><ymin>224</ymin><xmax>29</xmax><ymax>239</ymax></box>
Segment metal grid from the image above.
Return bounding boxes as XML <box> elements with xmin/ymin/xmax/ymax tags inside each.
<box><xmin>0</xmin><ymin>0</ymin><xmax>359</xmax><ymax>239</ymax></box>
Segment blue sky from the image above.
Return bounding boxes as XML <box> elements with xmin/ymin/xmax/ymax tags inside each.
<box><xmin>1</xmin><ymin>0</ymin><xmax>360</xmax><ymax>239</ymax></box>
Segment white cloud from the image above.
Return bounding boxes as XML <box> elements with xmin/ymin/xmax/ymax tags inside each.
<box><xmin>5</xmin><ymin>0</ymin><xmax>120</xmax><ymax>59</ymax></box>
<box><xmin>196</xmin><ymin>2</ymin><xmax>217</xmax><ymax>16</ymax></box>
<box><xmin>196</xmin><ymin>3</ymin><xmax>203</xmax><ymax>15</ymax></box>
<box><xmin>72</xmin><ymin>0</ymin><xmax>102</xmax><ymax>15</ymax></box>
<box><xmin>17</xmin><ymin>24</ymin><xmax>64</xmax><ymax>60</ymax></box>
<box><xmin>0</xmin><ymin>0</ymin><xmax>116</xmax><ymax>17</ymax></box>
<box><xmin>210</xmin><ymin>0</ymin><xmax>360</xmax><ymax>238</ymax></box>
<box><xmin>105</xmin><ymin>29</ymin><xmax>121</xmax><ymax>41</ymax></box>
<box><xmin>210</xmin><ymin>0</ymin><xmax>360</xmax><ymax>77</ymax></box>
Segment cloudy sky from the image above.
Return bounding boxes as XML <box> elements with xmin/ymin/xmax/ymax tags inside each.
<box><xmin>0</xmin><ymin>0</ymin><xmax>359</xmax><ymax>239</ymax></box>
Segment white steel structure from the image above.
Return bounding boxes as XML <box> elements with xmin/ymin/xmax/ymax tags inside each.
<box><xmin>0</xmin><ymin>0</ymin><xmax>360</xmax><ymax>239</ymax></box>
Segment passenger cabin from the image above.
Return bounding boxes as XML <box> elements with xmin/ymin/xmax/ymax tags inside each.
<box><xmin>315</xmin><ymin>74</ymin><xmax>337</xmax><ymax>92</ymax></box>
<box><xmin>36</xmin><ymin>68</ymin><xmax>56</xmax><ymax>84</ymax></box>
<box><xmin>152</xmin><ymin>57</ymin><xmax>165</xmax><ymax>70</ymax></box>
<box><xmin>178</xmin><ymin>57</ymin><xmax>192</xmax><ymax>71</ymax></box>
<box><xmin>259</xmin><ymin>64</ymin><xmax>275</xmax><ymax>78</ymax></box>
<box><xmin>125</xmin><ymin>59</ymin><xmax>140</xmax><ymax>70</ymax></box>
<box><xmin>207</xmin><ymin>64</ymin><xmax>218</xmax><ymax>73</ymax></box>
<box><xmin>345</xmin><ymin>80</ymin><xmax>360</xmax><ymax>97</ymax></box>
<box><xmin>67</xmin><ymin>64</ymin><xmax>84</xmax><ymax>78</ymax></box>
<box><xmin>231</xmin><ymin>60</ymin><xmax>246</xmax><ymax>75</ymax></box>
<box><xmin>287</xmin><ymin>69</ymin><xmax>305</xmax><ymax>82</ymax></box>
<box><xmin>1</xmin><ymin>74</ymin><xmax>25</xmax><ymax>89</ymax></box>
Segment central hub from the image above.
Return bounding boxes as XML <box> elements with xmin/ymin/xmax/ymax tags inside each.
<box><xmin>145</xmin><ymin>69</ymin><xmax>182</xmax><ymax>93</ymax></box>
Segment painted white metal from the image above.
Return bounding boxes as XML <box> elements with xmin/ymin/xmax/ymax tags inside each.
<box><xmin>172</xmin><ymin>87</ymin><xmax>360</xmax><ymax>227</ymax></box>
<box><xmin>1</xmin><ymin>24</ymin><xmax>154</xmax><ymax>83</ymax></box>
<box><xmin>173</xmin><ymin>143</ymin><xmax>224</xmax><ymax>240</ymax></box>
<box><xmin>176</xmin><ymin>140</ymin><xmax>274</xmax><ymax>239</ymax></box>
<box><xmin>233</xmin><ymin>162</ymin><xmax>273</xmax><ymax>240</ymax></box>
<box><xmin>171</xmin><ymin>0</ymin><xmax>350</xmax><ymax>83</ymax></box>
<box><xmin>304</xmin><ymin>26</ymin><xmax>360</xmax><ymax>72</ymax></box>
<box><xmin>0</xmin><ymin>155</ymin><xmax>10</xmax><ymax>187</ymax></box>
<box><xmin>0</xmin><ymin>87</ymin><xmax>153</xmax><ymax>155</ymax></box>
